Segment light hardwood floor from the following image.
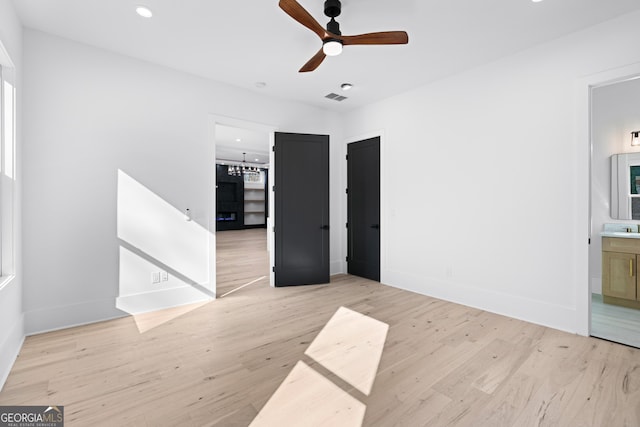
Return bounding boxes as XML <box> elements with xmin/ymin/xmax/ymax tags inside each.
<box><xmin>215</xmin><ymin>229</ymin><xmax>270</xmax><ymax>297</ymax></box>
<box><xmin>1</xmin><ymin>230</ymin><xmax>640</xmax><ymax>426</ymax></box>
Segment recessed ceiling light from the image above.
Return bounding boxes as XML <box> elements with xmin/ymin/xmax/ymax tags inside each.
<box><xmin>255</xmin><ymin>158</ymin><xmax>259</xmax><ymax>161</ymax></box>
<box><xmin>236</xmin><ymin>138</ymin><xmax>241</xmax><ymax>142</ymax></box>
<box><xmin>136</xmin><ymin>6</ymin><xmax>153</xmax><ymax>18</ymax></box>
<box><xmin>531</xmin><ymin>0</ymin><xmax>543</xmax><ymax>2</ymax></box>
<box><xmin>341</xmin><ymin>83</ymin><xmax>353</xmax><ymax>91</ymax></box>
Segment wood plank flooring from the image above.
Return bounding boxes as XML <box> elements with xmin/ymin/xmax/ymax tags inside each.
<box><xmin>215</xmin><ymin>229</ymin><xmax>269</xmax><ymax>297</ymax></box>
<box><xmin>1</xmin><ymin>230</ymin><xmax>640</xmax><ymax>426</ymax></box>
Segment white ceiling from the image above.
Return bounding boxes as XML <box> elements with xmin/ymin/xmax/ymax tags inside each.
<box><xmin>215</xmin><ymin>124</ymin><xmax>270</xmax><ymax>165</ymax></box>
<box><xmin>12</xmin><ymin>0</ymin><xmax>640</xmax><ymax>112</ymax></box>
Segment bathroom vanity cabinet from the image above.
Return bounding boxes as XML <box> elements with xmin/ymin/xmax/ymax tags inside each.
<box><xmin>602</xmin><ymin>236</ymin><xmax>640</xmax><ymax>309</ymax></box>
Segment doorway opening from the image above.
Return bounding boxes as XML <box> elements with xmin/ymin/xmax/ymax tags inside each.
<box><xmin>214</xmin><ymin>122</ymin><xmax>272</xmax><ymax>297</ymax></box>
<box><xmin>589</xmin><ymin>75</ymin><xmax>640</xmax><ymax>348</ymax></box>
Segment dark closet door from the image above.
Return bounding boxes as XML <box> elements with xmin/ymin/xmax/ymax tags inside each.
<box><xmin>348</xmin><ymin>137</ymin><xmax>380</xmax><ymax>281</ymax></box>
<box><xmin>274</xmin><ymin>132</ymin><xmax>330</xmax><ymax>286</ymax></box>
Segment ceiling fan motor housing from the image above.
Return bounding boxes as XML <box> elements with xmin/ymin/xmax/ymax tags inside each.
<box><xmin>324</xmin><ymin>0</ymin><xmax>341</xmax><ymax>18</ymax></box>
<box><xmin>327</xmin><ymin>18</ymin><xmax>341</xmax><ymax>35</ymax></box>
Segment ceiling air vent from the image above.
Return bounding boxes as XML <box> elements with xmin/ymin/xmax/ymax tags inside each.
<box><xmin>325</xmin><ymin>93</ymin><xmax>348</xmax><ymax>102</ymax></box>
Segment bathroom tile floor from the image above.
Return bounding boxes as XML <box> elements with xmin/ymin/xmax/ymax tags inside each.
<box><xmin>591</xmin><ymin>293</ymin><xmax>640</xmax><ymax>348</ymax></box>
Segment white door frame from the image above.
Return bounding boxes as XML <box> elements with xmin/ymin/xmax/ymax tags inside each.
<box><xmin>208</xmin><ymin>115</ymin><xmax>278</xmax><ymax>295</ymax></box>
<box><xmin>576</xmin><ymin>62</ymin><xmax>640</xmax><ymax>335</ymax></box>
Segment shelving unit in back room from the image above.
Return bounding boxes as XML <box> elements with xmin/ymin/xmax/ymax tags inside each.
<box><xmin>244</xmin><ymin>170</ymin><xmax>267</xmax><ymax>227</ymax></box>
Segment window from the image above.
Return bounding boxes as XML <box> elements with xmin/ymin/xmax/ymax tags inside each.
<box><xmin>0</xmin><ymin>64</ymin><xmax>16</xmax><ymax>285</ymax></box>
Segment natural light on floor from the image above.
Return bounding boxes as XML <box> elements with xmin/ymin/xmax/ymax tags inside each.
<box><xmin>132</xmin><ymin>301</ymin><xmax>210</xmax><ymax>333</ymax></box>
<box><xmin>219</xmin><ymin>276</ymin><xmax>266</xmax><ymax>298</ymax></box>
<box><xmin>249</xmin><ymin>361</ymin><xmax>366</xmax><ymax>427</ymax></box>
<box><xmin>250</xmin><ymin>306</ymin><xmax>389</xmax><ymax>426</ymax></box>
<box><xmin>305</xmin><ymin>306</ymin><xmax>389</xmax><ymax>396</ymax></box>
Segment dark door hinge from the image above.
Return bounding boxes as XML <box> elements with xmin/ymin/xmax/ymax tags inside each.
<box><xmin>345</xmin><ymin>188</ymin><xmax>348</xmax><ymax>194</ymax></box>
<box><xmin>272</xmin><ymin>266</ymin><xmax>275</xmax><ymax>272</ymax></box>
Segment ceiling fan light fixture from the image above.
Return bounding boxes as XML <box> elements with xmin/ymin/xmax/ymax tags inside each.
<box><xmin>323</xmin><ymin>40</ymin><xmax>343</xmax><ymax>56</ymax></box>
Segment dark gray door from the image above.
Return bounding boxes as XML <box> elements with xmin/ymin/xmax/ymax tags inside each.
<box><xmin>275</xmin><ymin>132</ymin><xmax>330</xmax><ymax>286</ymax></box>
<box><xmin>348</xmin><ymin>137</ymin><xmax>380</xmax><ymax>281</ymax></box>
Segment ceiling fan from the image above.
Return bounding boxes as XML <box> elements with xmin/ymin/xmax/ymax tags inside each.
<box><xmin>279</xmin><ymin>0</ymin><xmax>409</xmax><ymax>72</ymax></box>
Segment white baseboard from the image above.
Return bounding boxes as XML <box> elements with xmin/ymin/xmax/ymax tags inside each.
<box><xmin>25</xmin><ymin>298</ymin><xmax>126</xmax><ymax>336</ymax></box>
<box><xmin>0</xmin><ymin>313</ymin><xmax>24</xmax><ymax>392</ymax></box>
<box><xmin>382</xmin><ymin>270</ymin><xmax>578</xmax><ymax>334</ymax></box>
<box><xmin>26</xmin><ymin>286</ymin><xmax>214</xmax><ymax>336</ymax></box>
<box><xmin>116</xmin><ymin>286</ymin><xmax>213</xmax><ymax>315</ymax></box>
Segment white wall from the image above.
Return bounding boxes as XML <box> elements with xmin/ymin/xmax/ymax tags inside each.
<box><xmin>342</xmin><ymin>10</ymin><xmax>640</xmax><ymax>334</ymax></box>
<box><xmin>22</xmin><ymin>29</ymin><xmax>343</xmax><ymax>334</ymax></box>
<box><xmin>590</xmin><ymin>78</ymin><xmax>640</xmax><ymax>294</ymax></box>
<box><xmin>0</xmin><ymin>0</ymin><xmax>23</xmax><ymax>391</ymax></box>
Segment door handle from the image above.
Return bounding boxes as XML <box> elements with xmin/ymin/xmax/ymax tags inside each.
<box><xmin>371</xmin><ymin>224</ymin><xmax>380</xmax><ymax>229</ymax></box>
<box><xmin>631</xmin><ymin>259</ymin><xmax>634</xmax><ymax>277</ymax></box>
<box><xmin>321</xmin><ymin>225</ymin><xmax>330</xmax><ymax>230</ymax></box>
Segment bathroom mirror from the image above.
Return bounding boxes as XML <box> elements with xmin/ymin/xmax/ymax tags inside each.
<box><xmin>611</xmin><ymin>152</ymin><xmax>640</xmax><ymax>219</ymax></box>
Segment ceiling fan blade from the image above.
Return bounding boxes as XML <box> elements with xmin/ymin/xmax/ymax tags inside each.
<box><xmin>279</xmin><ymin>0</ymin><xmax>327</xmax><ymax>40</ymax></box>
<box><xmin>341</xmin><ymin>31</ymin><xmax>409</xmax><ymax>46</ymax></box>
<box><xmin>299</xmin><ymin>48</ymin><xmax>327</xmax><ymax>73</ymax></box>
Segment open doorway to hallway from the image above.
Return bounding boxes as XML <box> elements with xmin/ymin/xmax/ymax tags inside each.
<box><xmin>215</xmin><ymin>123</ymin><xmax>271</xmax><ymax>297</ymax></box>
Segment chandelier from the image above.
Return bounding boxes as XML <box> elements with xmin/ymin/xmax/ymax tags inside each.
<box><xmin>228</xmin><ymin>152</ymin><xmax>260</xmax><ymax>176</ymax></box>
